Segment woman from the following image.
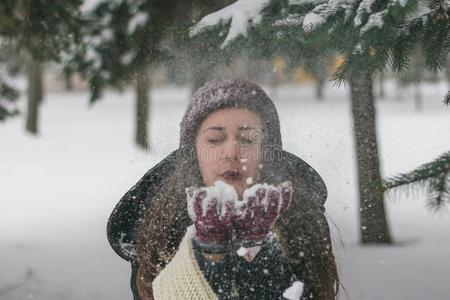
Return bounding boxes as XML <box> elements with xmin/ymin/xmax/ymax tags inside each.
<box><xmin>107</xmin><ymin>79</ymin><xmax>339</xmax><ymax>299</ymax></box>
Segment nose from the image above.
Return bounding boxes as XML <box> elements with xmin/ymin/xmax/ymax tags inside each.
<box><xmin>223</xmin><ymin>139</ymin><xmax>239</xmax><ymax>161</ymax></box>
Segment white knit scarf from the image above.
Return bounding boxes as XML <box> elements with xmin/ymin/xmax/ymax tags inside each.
<box><xmin>152</xmin><ymin>225</ymin><xmax>218</xmax><ymax>300</ymax></box>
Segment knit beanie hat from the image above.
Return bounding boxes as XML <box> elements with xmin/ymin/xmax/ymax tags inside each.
<box><xmin>178</xmin><ymin>78</ymin><xmax>283</xmax><ymax>156</ymax></box>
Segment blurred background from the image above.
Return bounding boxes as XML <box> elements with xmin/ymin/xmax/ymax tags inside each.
<box><xmin>1</xmin><ymin>0</ymin><xmax>449</xmax><ymax>299</ymax></box>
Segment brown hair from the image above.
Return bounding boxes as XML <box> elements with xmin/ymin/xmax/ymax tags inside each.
<box><xmin>136</xmin><ymin>108</ymin><xmax>339</xmax><ymax>299</ymax></box>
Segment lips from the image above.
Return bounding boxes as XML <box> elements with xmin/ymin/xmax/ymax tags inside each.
<box><xmin>221</xmin><ymin>170</ymin><xmax>243</xmax><ymax>181</ymax></box>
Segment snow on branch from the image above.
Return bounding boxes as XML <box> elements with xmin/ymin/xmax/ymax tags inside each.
<box><xmin>356</xmin><ymin>0</ymin><xmax>412</xmax><ymax>35</ymax></box>
<box><xmin>189</xmin><ymin>0</ymin><xmax>271</xmax><ymax>49</ymax></box>
<box><xmin>302</xmin><ymin>6</ymin><xmax>328</xmax><ymax>31</ymax></box>
<box><xmin>360</xmin><ymin>10</ymin><xmax>386</xmax><ymax>34</ymax></box>
<box><xmin>354</xmin><ymin>0</ymin><xmax>376</xmax><ymax>27</ymax></box>
<box><xmin>288</xmin><ymin>0</ymin><xmax>327</xmax><ymax>4</ymax></box>
<box><xmin>273</xmin><ymin>14</ymin><xmax>304</xmax><ymax>27</ymax></box>
<box><xmin>127</xmin><ymin>12</ymin><xmax>148</xmax><ymax>34</ymax></box>
<box><xmin>290</xmin><ymin>0</ymin><xmax>354</xmax><ymax>32</ymax></box>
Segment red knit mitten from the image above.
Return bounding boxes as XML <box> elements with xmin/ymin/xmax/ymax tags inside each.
<box><xmin>233</xmin><ymin>181</ymin><xmax>293</xmax><ymax>246</ymax></box>
<box><xmin>186</xmin><ymin>180</ymin><xmax>238</xmax><ymax>252</ymax></box>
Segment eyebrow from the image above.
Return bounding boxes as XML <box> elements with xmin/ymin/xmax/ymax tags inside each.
<box><xmin>201</xmin><ymin>126</ymin><xmax>256</xmax><ymax>133</ymax></box>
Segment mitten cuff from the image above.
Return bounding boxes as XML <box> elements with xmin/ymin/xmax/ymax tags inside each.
<box><xmin>233</xmin><ymin>231</ymin><xmax>275</xmax><ymax>248</ymax></box>
<box><xmin>191</xmin><ymin>236</ymin><xmax>231</xmax><ymax>254</ymax></box>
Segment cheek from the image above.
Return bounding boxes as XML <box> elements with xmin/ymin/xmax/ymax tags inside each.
<box><xmin>240</xmin><ymin>145</ymin><xmax>261</xmax><ymax>176</ymax></box>
<box><xmin>196</xmin><ymin>144</ymin><xmax>221</xmax><ymax>185</ymax></box>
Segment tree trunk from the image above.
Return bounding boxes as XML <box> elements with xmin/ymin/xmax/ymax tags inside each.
<box><xmin>378</xmin><ymin>72</ymin><xmax>385</xmax><ymax>99</ymax></box>
<box><xmin>314</xmin><ymin>57</ymin><xmax>328</xmax><ymax>100</ymax></box>
<box><xmin>350</xmin><ymin>70</ymin><xmax>392</xmax><ymax>244</ymax></box>
<box><xmin>316</xmin><ymin>78</ymin><xmax>324</xmax><ymax>100</ymax></box>
<box><xmin>25</xmin><ymin>57</ymin><xmax>43</xmax><ymax>134</ymax></box>
<box><xmin>414</xmin><ymin>83</ymin><xmax>422</xmax><ymax>112</ymax></box>
<box><xmin>65</xmin><ymin>73</ymin><xmax>73</xmax><ymax>91</ymax></box>
<box><xmin>135</xmin><ymin>67</ymin><xmax>150</xmax><ymax>150</ymax></box>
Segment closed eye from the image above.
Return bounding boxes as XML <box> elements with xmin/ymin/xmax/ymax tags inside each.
<box><xmin>207</xmin><ymin>138</ymin><xmax>223</xmax><ymax>144</ymax></box>
<box><xmin>238</xmin><ymin>134</ymin><xmax>257</xmax><ymax>144</ymax></box>
<box><xmin>239</xmin><ymin>137</ymin><xmax>254</xmax><ymax>144</ymax></box>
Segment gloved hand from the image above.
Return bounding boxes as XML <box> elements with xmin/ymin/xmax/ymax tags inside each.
<box><xmin>233</xmin><ymin>181</ymin><xmax>293</xmax><ymax>245</ymax></box>
<box><xmin>186</xmin><ymin>180</ymin><xmax>238</xmax><ymax>251</ymax></box>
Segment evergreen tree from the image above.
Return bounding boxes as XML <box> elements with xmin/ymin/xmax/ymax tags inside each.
<box><xmin>66</xmin><ymin>0</ymin><xmax>171</xmax><ymax>149</ymax></box>
<box><xmin>282</xmin><ymin>0</ymin><xmax>450</xmax><ymax>224</ymax></box>
<box><xmin>0</xmin><ymin>0</ymin><xmax>83</xmax><ymax>132</ymax></box>
<box><xmin>388</xmin><ymin>0</ymin><xmax>450</xmax><ymax>105</ymax></box>
<box><xmin>65</xmin><ymin>0</ymin><xmax>233</xmax><ymax>149</ymax></box>
<box><xmin>380</xmin><ymin>0</ymin><xmax>450</xmax><ymax>210</ymax></box>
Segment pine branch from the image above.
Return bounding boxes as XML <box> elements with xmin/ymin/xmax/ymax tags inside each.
<box><xmin>383</xmin><ymin>151</ymin><xmax>450</xmax><ymax>210</ymax></box>
<box><xmin>444</xmin><ymin>91</ymin><xmax>450</xmax><ymax>105</ymax></box>
<box><xmin>419</xmin><ymin>3</ymin><xmax>450</xmax><ymax>71</ymax></box>
<box><xmin>390</xmin><ymin>15</ymin><xmax>424</xmax><ymax>72</ymax></box>
<box><xmin>189</xmin><ymin>0</ymin><xmax>272</xmax><ymax>48</ymax></box>
<box><xmin>426</xmin><ymin>171</ymin><xmax>450</xmax><ymax>211</ymax></box>
<box><xmin>330</xmin><ymin>56</ymin><xmax>350</xmax><ymax>86</ymax></box>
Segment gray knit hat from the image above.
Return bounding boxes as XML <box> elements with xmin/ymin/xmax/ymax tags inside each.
<box><xmin>179</xmin><ymin>78</ymin><xmax>282</xmax><ymax>154</ymax></box>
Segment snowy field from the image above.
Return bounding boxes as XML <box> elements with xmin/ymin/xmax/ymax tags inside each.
<box><xmin>1</xmin><ymin>81</ymin><xmax>449</xmax><ymax>300</ymax></box>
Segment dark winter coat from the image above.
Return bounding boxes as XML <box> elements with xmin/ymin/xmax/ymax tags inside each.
<box><xmin>107</xmin><ymin>149</ymin><xmax>329</xmax><ymax>299</ymax></box>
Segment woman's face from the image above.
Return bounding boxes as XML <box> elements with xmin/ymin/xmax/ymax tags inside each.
<box><xmin>195</xmin><ymin>108</ymin><xmax>263</xmax><ymax>198</ymax></box>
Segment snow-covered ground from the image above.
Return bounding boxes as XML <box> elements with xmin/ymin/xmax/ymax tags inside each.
<box><xmin>1</xmin><ymin>81</ymin><xmax>449</xmax><ymax>299</ymax></box>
